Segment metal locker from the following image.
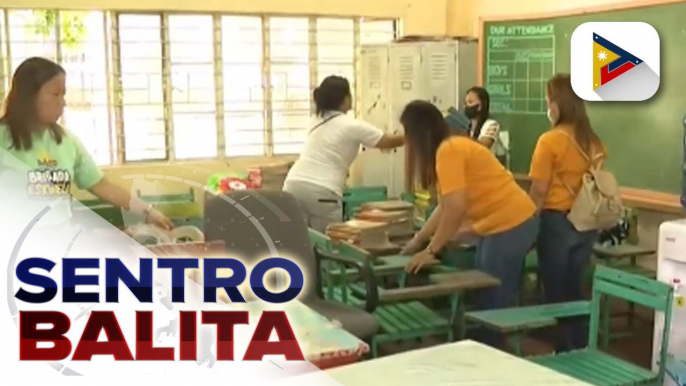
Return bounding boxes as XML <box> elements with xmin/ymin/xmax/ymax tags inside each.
<box><xmin>421</xmin><ymin>42</ymin><xmax>457</xmax><ymax>112</ymax></box>
<box><xmin>389</xmin><ymin>43</ymin><xmax>422</xmax><ymax>198</ymax></box>
<box><xmin>356</xmin><ymin>45</ymin><xmax>392</xmax><ymax>188</ymax></box>
<box><xmin>456</xmin><ymin>39</ymin><xmax>478</xmax><ymax>109</ymax></box>
<box><xmin>420</xmin><ymin>40</ymin><xmax>477</xmax><ymax>114</ymax></box>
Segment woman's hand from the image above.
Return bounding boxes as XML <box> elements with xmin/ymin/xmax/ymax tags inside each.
<box><xmin>145</xmin><ymin>208</ymin><xmax>175</xmax><ymax>231</ymax></box>
<box><xmin>89</xmin><ymin>178</ymin><xmax>175</xmax><ymax>231</ymax></box>
<box><xmin>405</xmin><ymin>248</ymin><xmax>439</xmax><ymax>274</ymax></box>
<box><xmin>400</xmin><ymin>235</ymin><xmax>426</xmax><ymax>255</ymax></box>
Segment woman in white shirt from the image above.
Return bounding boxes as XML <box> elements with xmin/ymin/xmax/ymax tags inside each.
<box><xmin>464</xmin><ymin>87</ymin><xmax>509</xmax><ymax>167</ymax></box>
<box><xmin>283</xmin><ymin>76</ymin><xmax>404</xmax><ymax>232</ymax></box>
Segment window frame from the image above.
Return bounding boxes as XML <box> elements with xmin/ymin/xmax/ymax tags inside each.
<box><xmin>0</xmin><ymin>9</ymin><xmax>398</xmax><ymax>164</ymax></box>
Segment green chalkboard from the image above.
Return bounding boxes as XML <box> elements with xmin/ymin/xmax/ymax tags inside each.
<box><xmin>482</xmin><ymin>1</ymin><xmax>686</xmax><ymax>193</ymax></box>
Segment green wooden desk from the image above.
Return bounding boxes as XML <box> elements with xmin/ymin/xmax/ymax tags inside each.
<box><xmin>465</xmin><ymin>300</ymin><xmax>591</xmax><ymax>356</ymax></box>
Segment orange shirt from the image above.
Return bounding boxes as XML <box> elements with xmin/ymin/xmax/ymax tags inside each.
<box><xmin>436</xmin><ymin>136</ymin><xmax>536</xmax><ymax>236</ymax></box>
<box><xmin>529</xmin><ymin>125</ymin><xmax>607</xmax><ymax>211</ymax></box>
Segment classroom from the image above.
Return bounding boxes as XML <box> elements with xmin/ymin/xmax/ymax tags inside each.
<box><xmin>0</xmin><ymin>0</ymin><xmax>684</xmax><ymax>384</ymax></box>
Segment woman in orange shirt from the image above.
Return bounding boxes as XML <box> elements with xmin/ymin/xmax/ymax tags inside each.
<box><xmin>529</xmin><ymin>73</ymin><xmax>606</xmax><ymax>352</ymax></box>
<box><xmin>401</xmin><ymin>100</ymin><xmax>538</xmax><ymax>346</ymax></box>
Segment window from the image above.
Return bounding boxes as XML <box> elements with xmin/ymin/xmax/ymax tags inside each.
<box><xmin>6</xmin><ymin>10</ymin><xmax>112</xmax><ymax>165</ymax></box>
<box><xmin>117</xmin><ymin>14</ymin><xmax>165</xmax><ymax>162</ymax></box>
<box><xmin>269</xmin><ymin>17</ymin><xmax>310</xmax><ymax>155</ymax></box>
<box><xmin>0</xmin><ymin>9</ymin><xmax>397</xmax><ymax>164</ymax></box>
<box><xmin>7</xmin><ymin>10</ymin><xmax>57</xmax><ymax>72</ymax></box>
<box><xmin>0</xmin><ymin>10</ymin><xmax>8</xmax><ymax>102</ymax></box>
<box><xmin>316</xmin><ymin>18</ymin><xmax>354</xmax><ymax>86</ymax></box>
<box><xmin>60</xmin><ymin>11</ymin><xmax>111</xmax><ymax>165</ymax></box>
<box><xmin>168</xmin><ymin>15</ymin><xmax>217</xmax><ymax>160</ymax></box>
<box><xmin>222</xmin><ymin>16</ymin><xmax>264</xmax><ymax>157</ymax></box>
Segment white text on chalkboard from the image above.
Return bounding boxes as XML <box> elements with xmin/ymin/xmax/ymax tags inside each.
<box><xmin>490</xmin><ymin>25</ymin><xmax>555</xmax><ymax>36</ymax></box>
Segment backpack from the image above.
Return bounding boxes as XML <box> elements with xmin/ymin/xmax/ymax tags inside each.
<box><xmin>558</xmin><ymin>131</ymin><xmax>623</xmax><ymax>232</ymax></box>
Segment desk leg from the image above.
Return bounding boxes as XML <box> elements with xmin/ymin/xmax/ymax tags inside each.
<box><xmin>602</xmin><ymin>258</ymin><xmax>614</xmax><ymax>348</ymax></box>
<box><xmin>602</xmin><ymin>296</ymin><xmax>611</xmax><ymax>349</ymax></box>
<box><xmin>512</xmin><ymin>332</ymin><xmax>523</xmax><ymax>356</ymax></box>
<box><xmin>399</xmin><ymin>272</ymin><xmax>408</xmax><ymax>288</ymax></box>
<box><xmin>449</xmin><ymin>294</ymin><xmax>461</xmax><ymax>341</ymax></box>
<box><xmin>371</xmin><ymin>336</ymin><xmax>379</xmax><ymax>359</ymax></box>
<box><xmin>628</xmin><ymin>255</ymin><xmax>637</xmax><ymax>330</ymax></box>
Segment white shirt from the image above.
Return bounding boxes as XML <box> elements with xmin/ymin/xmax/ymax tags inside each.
<box><xmin>472</xmin><ymin>118</ymin><xmax>509</xmax><ymax>157</ymax></box>
<box><xmin>285</xmin><ymin>111</ymin><xmax>384</xmax><ymax>195</ymax></box>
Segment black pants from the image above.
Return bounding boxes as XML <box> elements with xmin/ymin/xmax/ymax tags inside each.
<box><xmin>537</xmin><ymin>210</ymin><xmax>598</xmax><ymax>352</ymax></box>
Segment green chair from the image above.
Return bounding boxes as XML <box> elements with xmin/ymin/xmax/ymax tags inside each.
<box><xmin>466</xmin><ymin>300</ymin><xmax>591</xmax><ymax>356</ymax></box>
<box><xmin>309</xmin><ymin>230</ymin><xmax>499</xmax><ymax>358</ymax></box>
<box><xmin>331</xmin><ymin>241</ymin><xmax>459</xmax><ymax>358</ymax></box>
<box><xmin>593</xmin><ymin>208</ymin><xmax>656</xmax><ymax>347</ymax></box>
<box><xmin>342</xmin><ymin>186</ymin><xmax>388</xmax><ymax>220</ymax></box>
<box><xmin>529</xmin><ymin>265</ymin><xmax>673</xmax><ymax>386</ymax></box>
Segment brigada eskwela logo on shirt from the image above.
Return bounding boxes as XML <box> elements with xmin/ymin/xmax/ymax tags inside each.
<box><xmin>27</xmin><ymin>151</ymin><xmax>71</xmax><ymax>196</ymax></box>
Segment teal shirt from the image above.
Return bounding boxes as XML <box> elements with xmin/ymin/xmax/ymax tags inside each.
<box><xmin>0</xmin><ymin>124</ymin><xmax>104</xmax><ymax>224</ymax></box>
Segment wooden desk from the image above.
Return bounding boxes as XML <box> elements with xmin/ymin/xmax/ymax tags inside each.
<box><xmin>150</xmin><ymin>242</ymin><xmax>368</xmax><ymax>369</ymax></box>
<box><xmin>465</xmin><ymin>300</ymin><xmax>591</xmax><ymax>355</ymax></box>
<box><xmin>304</xmin><ymin>340</ymin><xmax>592</xmax><ymax>385</ymax></box>
<box><xmin>593</xmin><ymin>244</ymin><xmax>656</xmax><ymax>260</ymax></box>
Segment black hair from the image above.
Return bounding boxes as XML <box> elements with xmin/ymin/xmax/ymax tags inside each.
<box><xmin>465</xmin><ymin>86</ymin><xmax>491</xmax><ymax>139</ymax></box>
<box><xmin>313</xmin><ymin>75</ymin><xmax>351</xmax><ymax>117</ymax></box>
<box><xmin>400</xmin><ymin>100</ymin><xmax>452</xmax><ymax>191</ymax></box>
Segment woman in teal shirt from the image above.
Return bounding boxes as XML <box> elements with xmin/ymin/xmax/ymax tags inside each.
<box><xmin>0</xmin><ymin>57</ymin><xmax>174</xmax><ymax>229</ymax></box>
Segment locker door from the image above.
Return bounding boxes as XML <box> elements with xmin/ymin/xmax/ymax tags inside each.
<box><xmin>422</xmin><ymin>42</ymin><xmax>457</xmax><ymax>113</ymax></box>
<box><xmin>389</xmin><ymin>44</ymin><xmax>422</xmax><ymax>198</ymax></box>
<box><xmin>456</xmin><ymin>40</ymin><xmax>478</xmax><ymax>110</ymax></box>
<box><xmin>357</xmin><ymin>45</ymin><xmax>391</xmax><ymax>187</ymax></box>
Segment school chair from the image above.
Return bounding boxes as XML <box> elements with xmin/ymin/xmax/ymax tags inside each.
<box><xmin>529</xmin><ymin>265</ymin><xmax>673</xmax><ymax>386</ymax></box>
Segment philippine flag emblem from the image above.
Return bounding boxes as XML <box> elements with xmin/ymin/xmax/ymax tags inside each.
<box><xmin>571</xmin><ymin>22</ymin><xmax>660</xmax><ymax>101</ymax></box>
<box><xmin>592</xmin><ymin>33</ymin><xmax>643</xmax><ymax>90</ymax></box>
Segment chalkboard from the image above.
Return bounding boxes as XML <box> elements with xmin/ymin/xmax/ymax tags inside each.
<box><xmin>480</xmin><ymin>0</ymin><xmax>686</xmax><ymax>194</ymax></box>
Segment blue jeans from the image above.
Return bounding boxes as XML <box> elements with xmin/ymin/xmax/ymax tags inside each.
<box><xmin>473</xmin><ymin>215</ymin><xmax>539</xmax><ymax>347</ymax></box>
<box><xmin>537</xmin><ymin>210</ymin><xmax>598</xmax><ymax>352</ymax></box>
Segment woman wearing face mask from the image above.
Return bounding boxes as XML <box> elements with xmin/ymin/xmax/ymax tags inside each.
<box><xmin>283</xmin><ymin>75</ymin><xmax>405</xmax><ymax>232</ymax></box>
<box><xmin>463</xmin><ymin>87</ymin><xmax>499</xmax><ymax>146</ymax></box>
<box><xmin>0</xmin><ymin>57</ymin><xmax>174</xmax><ymax>230</ymax></box>
<box><xmin>529</xmin><ymin>73</ymin><xmax>606</xmax><ymax>352</ymax></box>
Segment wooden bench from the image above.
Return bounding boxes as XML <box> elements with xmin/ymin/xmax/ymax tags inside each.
<box><xmin>465</xmin><ymin>300</ymin><xmax>591</xmax><ymax>356</ymax></box>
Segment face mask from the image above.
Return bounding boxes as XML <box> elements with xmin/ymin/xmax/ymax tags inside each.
<box><xmin>464</xmin><ymin>104</ymin><xmax>480</xmax><ymax>119</ymax></box>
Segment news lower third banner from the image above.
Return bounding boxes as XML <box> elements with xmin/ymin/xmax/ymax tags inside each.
<box><xmin>0</xmin><ymin>148</ymin><xmax>345</xmax><ymax>386</ymax></box>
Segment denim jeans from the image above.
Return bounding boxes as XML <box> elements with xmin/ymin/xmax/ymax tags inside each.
<box><xmin>537</xmin><ymin>209</ymin><xmax>599</xmax><ymax>352</ymax></box>
<box><xmin>472</xmin><ymin>214</ymin><xmax>539</xmax><ymax>347</ymax></box>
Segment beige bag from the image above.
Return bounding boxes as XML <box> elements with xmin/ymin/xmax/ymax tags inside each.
<box><xmin>558</xmin><ymin>131</ymin><xmax>623</xmax><ymax>232</ymax></box>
